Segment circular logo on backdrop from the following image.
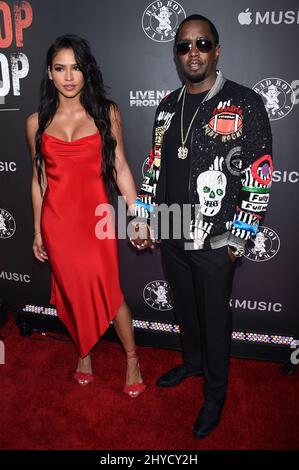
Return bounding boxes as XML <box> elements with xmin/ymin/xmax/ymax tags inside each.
<box><xmin>142</xmin><ymin>1</ymin><xmax>186</xmax><ymax>42</ymax></box>
<box><xmin>143</xmin><ymin>280</ymin><xmax>173</xmax><ymax>310</ymax></box>
<box><xmin>0</xmin><ymin>208</ymin><xmax>16</xmax><ymax>239</ymax></box>
<box><xmin>253</xmin><ymin>78</ymin><xmax>294</xmax><ymax>121</ymax></box>
<box><xmin>244</xmin><ymin>226</ymin><xmax>280</xmax><ymax>262</ymax></box>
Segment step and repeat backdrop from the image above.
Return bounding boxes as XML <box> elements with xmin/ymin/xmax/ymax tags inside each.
<box><xmin>0</xmin><ymin>0</ymin><xmax>298</xmax><ymax>354</ymax></box>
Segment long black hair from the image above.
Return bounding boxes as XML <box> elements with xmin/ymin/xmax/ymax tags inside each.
<box><xmin>35</xmin><ymin>34</ymin><xmax>117</xmax><ymax>197</ymax></box>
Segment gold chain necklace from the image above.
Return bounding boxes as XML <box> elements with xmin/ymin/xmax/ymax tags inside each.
<box><xmin>178</xmin><ymin>88</ymin><xmax>201</xmax><ymax>160</ymax></box>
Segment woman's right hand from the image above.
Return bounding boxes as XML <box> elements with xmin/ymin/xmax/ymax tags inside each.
<box><xmin>32</xmin><ymin>233</ymin><xmax>48</xmax><ymax>262</ymax></box>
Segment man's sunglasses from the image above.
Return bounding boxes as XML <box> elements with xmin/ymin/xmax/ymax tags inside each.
<box><xmin>175</xmin><ymin>38</ymin><xmax>217</xmax><ymax>55</ymax></box>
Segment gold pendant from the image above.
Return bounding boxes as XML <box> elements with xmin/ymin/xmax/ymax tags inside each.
<box><xmin>178</xmin><ymin>146</ymin><xmax>188</xmax><ymax>159</ymax></box>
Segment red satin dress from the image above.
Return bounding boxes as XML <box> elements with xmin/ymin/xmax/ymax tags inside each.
<box><xmin>40</xmin><ymin>131</ymin><xmax>123</xmax><ymax>357</ymax></box>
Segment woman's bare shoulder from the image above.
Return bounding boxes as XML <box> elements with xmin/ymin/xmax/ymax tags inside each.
<box><xmin>26</xmin><ymin>112</ymin><xmax>38</xmax><ymax>133</ymax></box>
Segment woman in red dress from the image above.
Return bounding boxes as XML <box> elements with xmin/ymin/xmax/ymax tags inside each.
<box><xmin>27</xmin><ymin>35</ymin><xmax>145</xmax><ymax>396</ymax></box>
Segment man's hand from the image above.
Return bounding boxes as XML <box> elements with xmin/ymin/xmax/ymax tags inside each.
<box><xmin>130</xmin><ymin>222</ymin><xmax>154</xmax><ymax>250</ymax></box>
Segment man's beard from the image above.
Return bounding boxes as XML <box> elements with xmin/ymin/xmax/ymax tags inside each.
<box><xmin>185</xmin><ymin>71</ymin><xmax>207</xmax><ymax>83</ymax></box>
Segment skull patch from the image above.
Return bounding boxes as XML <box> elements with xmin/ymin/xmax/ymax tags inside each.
<box><xmin>196</xmin><ymin>156</ymin><xmax>227</xmax><ymax>217</ymax></box>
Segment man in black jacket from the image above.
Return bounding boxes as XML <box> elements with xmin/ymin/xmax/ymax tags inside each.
<box><xmin>132</xmin><ymin>14</ymin><xmax>272</xmax><ymax>438</ymax></box>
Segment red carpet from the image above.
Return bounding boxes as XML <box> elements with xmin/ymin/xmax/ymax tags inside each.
<box><xmin>0</xmin><ymin>319</ymin><xmax>298</xmax><ymax>450</ymax></box>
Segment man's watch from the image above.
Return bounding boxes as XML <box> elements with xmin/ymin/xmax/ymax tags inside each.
<box><xmin>228</xmin><ymin>246</ymin><xmax>245</xmax><ymax>258</ymax></box>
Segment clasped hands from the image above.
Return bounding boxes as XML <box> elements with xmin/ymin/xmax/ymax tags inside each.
<box><xmin>129</xmin><ymin>222</ymin><xmax>155</xmax><ymax>250</ymax></box>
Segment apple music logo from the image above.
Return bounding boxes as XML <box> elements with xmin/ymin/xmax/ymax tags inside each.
<box><xmin>238</xmin><ymin>9</ymin><xmax>299</xmax><ymax>25</ymax></box>
<box><xmin>238</xmin><ymin>8</ymin><xmax>252</xmax><ymax>25</ymax></box>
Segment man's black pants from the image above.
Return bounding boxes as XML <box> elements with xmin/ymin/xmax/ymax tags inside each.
<box><xmin>161</xmin><ymin>241</ymin><xmax>235</xmax><ymax>404</ymax></box>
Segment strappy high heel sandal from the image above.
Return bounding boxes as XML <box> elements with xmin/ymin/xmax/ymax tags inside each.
<box><xmin>74</xmin><ymin>354</ymin><xmax>93</xmax><ymax>385</ymax></box>
<box><xmin>74</xmin><ymin>371</ymin><xmax>94</xmax><ymax>386</ymax></box>
<box><xmin>123</xmin><ymin>347</ymin><xmax>146</xmax><ymax>398</ymax></box>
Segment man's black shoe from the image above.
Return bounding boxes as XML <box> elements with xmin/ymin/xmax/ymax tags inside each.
<box><xmin>156</xmin><ymin>364</ymin><xmax>202</xmax><ymax>388</ymax></box>
<box><xmin>193</xmin><ymin>401</ymin><xmax>224</xmax><ymax>438</ymax></box>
